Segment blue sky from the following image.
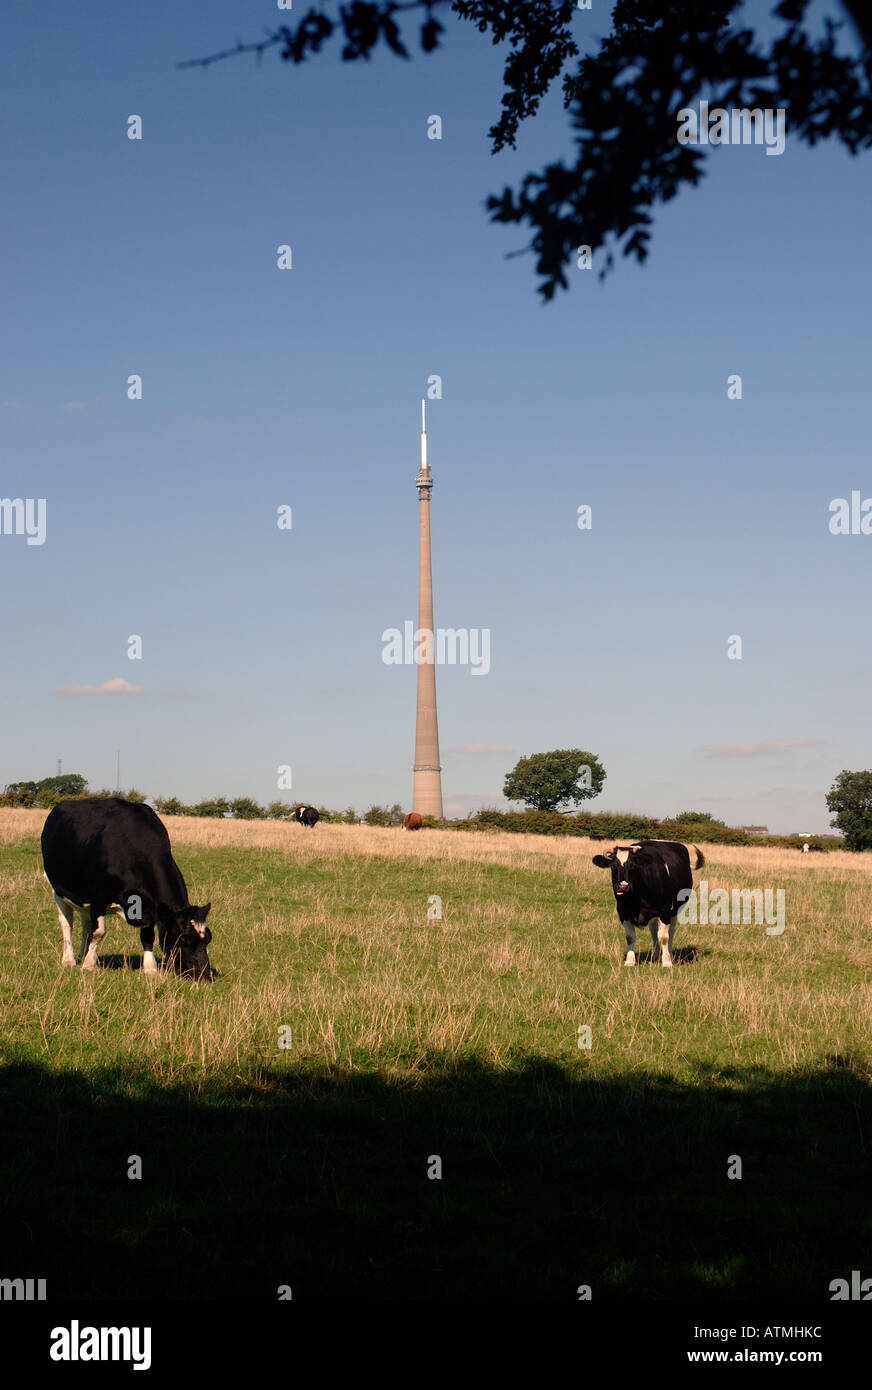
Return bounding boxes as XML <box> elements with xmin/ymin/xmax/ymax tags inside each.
<box><xmin>1</xmin><ymin>0</ymin><xmax>869</xmax><ymax>831</ymax></box>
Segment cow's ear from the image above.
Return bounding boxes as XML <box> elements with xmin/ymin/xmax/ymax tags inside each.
<box><xmin>201</xmin><ymin>903</ymin><xmax>211</xmax><ymax>920</ymax></box>
<box><xmin>592</xmin><ymin>855</ymin><xmax>612</xmax><ymax>868</ymax></box>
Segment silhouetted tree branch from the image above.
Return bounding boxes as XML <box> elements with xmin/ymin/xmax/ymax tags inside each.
<box><xmin>180</xmin><ymin>0</ymin><xmax>872</xmax><ymax>299</ymax></box>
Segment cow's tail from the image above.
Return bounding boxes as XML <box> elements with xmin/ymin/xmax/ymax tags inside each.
<box><xmin>691</xmin><ymin>845</ymin><xmax>705</xmax><ymax>870</ymax></box>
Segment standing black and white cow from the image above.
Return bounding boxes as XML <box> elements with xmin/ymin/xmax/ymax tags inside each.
<box><xmin>592</xmin><ymin>840</ymin><xmax>705</xmax><ymax>968</ymax></box>
<box><xmin>41</xmin><ymin>798</ymin><xmax>213</xmax><ymax>980</ymax></box>
<box><xmin>296</xmin><ymin>805</ymin><xmax>319</xmax><ymax>828</ymax></box>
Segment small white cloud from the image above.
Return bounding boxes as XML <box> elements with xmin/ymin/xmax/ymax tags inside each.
<box><xmin>700</xmin><ymin>739</ymin><xmax>823</xmax><ymax>758</ymax></box>
<box><xmin>448</xmin><ymin>742</ymin><xmax>513</xmax><ymax>755</ymax></box>
<box><xmin>54</xmin><ymin>677</ymin><xmax>143</xmax><ymax>696</ymax></box>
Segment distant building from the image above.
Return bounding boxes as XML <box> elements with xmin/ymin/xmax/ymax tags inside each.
<box><xmin>739</xmin><ymin>825</ymin><xmax>769</xmax><ymax>836</ymax></box>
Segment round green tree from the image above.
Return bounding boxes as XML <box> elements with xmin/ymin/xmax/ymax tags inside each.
<box><xmin>826</xmin><ymin>770</ymin><xmax>872</xmax><ymax>851</ymax></box>
<box><xmin>503</xmin><ymin>749</ymin><xmax>605</xmax><ymax>812</ymax></box>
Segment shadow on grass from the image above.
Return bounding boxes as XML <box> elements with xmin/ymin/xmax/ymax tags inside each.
<box><xmin>85</xmin><ymin>956</ymin><xmax>222</xmax><ymax>980</ymax></box>
<box><xmin>93</xmin><ymin>955</ymin><xmax>143</xmax><ymax>971</ymax></box>
<box><xmin>633</xmin><ymin>945</ymin><xmax>701</xmax><ymax>966</ymax></box>
<box><xmin>0</xmin><ymin>1057</ymin><xmax>869</xmax><ymax>1299</ymax></box>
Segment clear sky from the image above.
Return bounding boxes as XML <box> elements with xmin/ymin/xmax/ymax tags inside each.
<box><xmin>2</xmin><ymin>1</ymin><xmax>869</xmax><ymax>831</ymax></box>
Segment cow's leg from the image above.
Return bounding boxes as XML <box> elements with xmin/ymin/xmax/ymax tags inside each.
<box><xmin>54</xmin><ymin>894</ymin><xmax>77</xmax><ymax>967</ymax></box>
<box><xmin>649</xmin><ymin>920</ymin><xmax>661</xmax><ymax>963</ymax></box>
<box><xmin>84</xmin><ymin>914</ymin><xmax>107</xmax><ymax>968</ymax></box>
<box><xmin>81</xmin><ymin>906</ymin><xmax>106</xmax><ymax>970</ymax></box>
<box><xmin>140</xmin><ymin>924</ymin><xmax>158</xmax><ymax>975</ymax></box>
<box><xmin>79</xmin><ymin>905</ymin><xmax>92</xmax><ymax>964</ymax></box>
<box><xmin>622</xmin><ymin>922</ymin><xmax>637</xmax><ymax>966</ymax></box>
<box><xmin>657</xmin><ymin>915</ymin><xmax>675</xmax><ymax>969</ymax></box>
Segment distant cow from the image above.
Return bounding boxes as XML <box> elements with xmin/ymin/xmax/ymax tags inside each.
<box><xmin>296</xmin><ymin>805</ymin><xmax>319</xmax><ymax>828</ymax></box>
<box><xmin>592</xmin><ymin>840</ymin><xmax>705</xmax><ymax>968</ymax></box>
<box><xmin>801</xmin><ymin>842</ymin><xmax>810</xmax><ymax>853</ymax></box>
<box><xmin>41</xmin><ymin>798</ymin><xmax>213</xmax><ymax>981</ymax></box>
<box><xmin>403</xmin><ymin>813</ymin><xmax>423</xmax><ymax>831</ymax></box>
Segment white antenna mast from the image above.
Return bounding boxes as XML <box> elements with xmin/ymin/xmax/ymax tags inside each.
<box><xmin>420</xmin><ymin>398</ymin><xmax>428</xmax><ymax>470</ymax></box>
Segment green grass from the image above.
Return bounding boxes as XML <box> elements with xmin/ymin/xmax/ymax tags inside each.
<box><xmin>1</xmin><ymin>820</ymin><xmax>871</xmax><ymax>1299</ymax></box>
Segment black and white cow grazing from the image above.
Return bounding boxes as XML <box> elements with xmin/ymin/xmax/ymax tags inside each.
<box><xmin>296</xmin><ymin>805</ymin><xmax>319</xmax><ymax>828</ymax></box>
<box><xmin>41</xmin><ymin>798</ymin><xmax>213</xmax><ymax>981</ymax></box>
<box><xmin>592</xmin><ymin>840</ymin><xmax>705</xmax><ymax>968</ymax></box>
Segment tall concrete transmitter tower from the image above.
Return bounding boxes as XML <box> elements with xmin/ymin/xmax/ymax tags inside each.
<box><xmin>412</xmin><ymin>399</ymin><xmax>443</xmax><ymax>818</ymax></box>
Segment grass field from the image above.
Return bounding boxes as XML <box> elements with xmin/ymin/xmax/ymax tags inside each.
<box><xmin>1</xmin><ymin>809</ymin><xmax>871</xmax><ymax>1299</ymax></box>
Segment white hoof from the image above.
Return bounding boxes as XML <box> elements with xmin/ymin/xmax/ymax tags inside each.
<box><xmin>661</xmin><ymin>957</ymin><xmax>673</xmax><ymax>969</ymax></box>
<box><xmin>624</xmin><ymin>954</ymin><xmax>636</xmax><ymax>967</ymax></box>
<box><xmin>81</xmin><ymin>956</ymin><xmax>98</xmax><ymax>971</ymax></box>
<box><xmin>61</xmin><ymin>953</ymin><xmax>76</xmax><ymax>968</ymax></box>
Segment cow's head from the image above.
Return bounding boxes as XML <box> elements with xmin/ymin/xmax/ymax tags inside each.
<box><xmin>592</xmin><ymin>845</ymin><xmax>653</xmax><ymax>900</ymax></box>
<box><xmin>160</xmin><ymin>903</ymin><xmax>213</xmax><ymax>981</ymax></box>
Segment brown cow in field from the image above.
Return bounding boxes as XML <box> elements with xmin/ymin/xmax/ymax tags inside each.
<box><xmin>403</xmin><ymin>812</ymin><xmax>423</xmax><ymax>831</ymax></box>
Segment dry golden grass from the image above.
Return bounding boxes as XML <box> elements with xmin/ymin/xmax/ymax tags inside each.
<box><xmin>7</xmin><ymin>804</ymin><xmax>871</xmax><ymax>879</ymax></box>
<box><xmin>4</xmin><ymin>806</ymin><xmax>871</xmax><ymax>1082</ymax></box>
<box><xmin>4</xmin><ymin>816</ymin><xmax>870</xmax><ymax>1301</ymax></box>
